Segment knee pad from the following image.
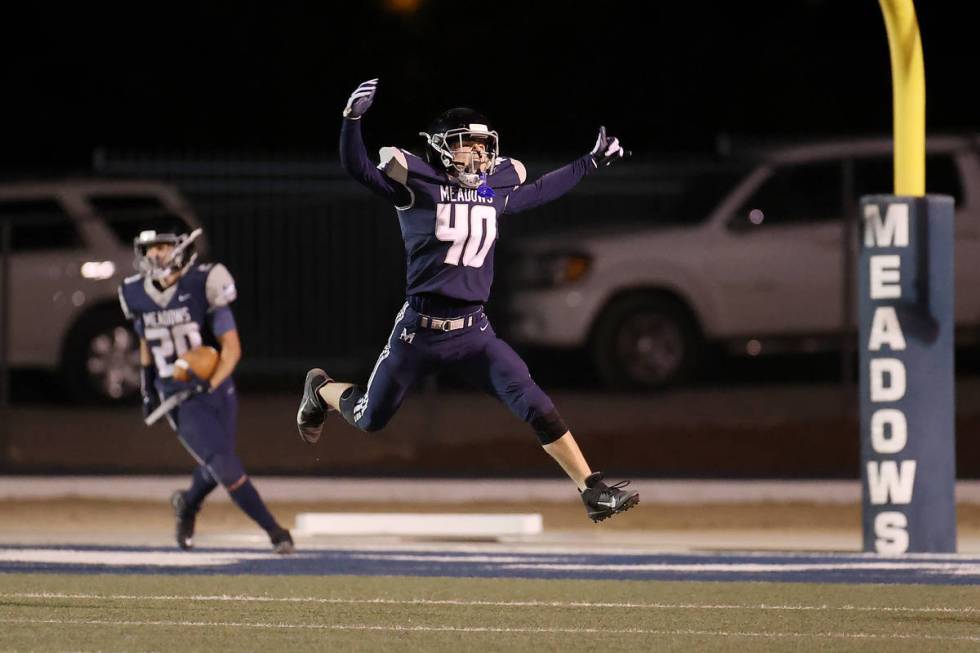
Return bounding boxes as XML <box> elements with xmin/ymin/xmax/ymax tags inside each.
<box><xmin>530</xmin><ymin>409</ymin><xmax>568</xmax><ymax>445</ymax></box>
<box><xmin>207</xmin><ymin>452</ymin><xmax>247</xmax><ymax>488</ymax></box>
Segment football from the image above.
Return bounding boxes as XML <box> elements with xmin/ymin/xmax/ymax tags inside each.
<box><xmin>173</xmin><ymin>345</ymin><xmax>220</xmax><ymax>382</ymax></box>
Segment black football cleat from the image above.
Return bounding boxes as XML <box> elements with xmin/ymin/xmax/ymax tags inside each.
<box><xmin>270</xmin><ymin>528</ymin><xmax>295</xmax><ymax>554</ymax></box>
<box><xmin>297</xmin><ymin>368</ymin><xmax>332</xmax><ymax>444</ymax></box>
<box><xmin>170</xmin><ymin>490</ymin><xmax>197</xmax><ymax>551</ymax></box>
<box><xmin>580</xmin><ymin>472</ymin><xmax>640</xmax><ymax>523</ymax></box>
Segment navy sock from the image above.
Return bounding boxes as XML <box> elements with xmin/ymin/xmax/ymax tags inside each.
<box><xmin>228</xmin><ymin>479</ymin><xmax>281</xmax><ymax>533</ymax></box>
<box><xmin>184</xmin><ymin>465</ymin><xmax>218</xmax><ymax>512</ymax></box>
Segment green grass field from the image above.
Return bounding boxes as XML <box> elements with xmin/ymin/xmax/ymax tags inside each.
<box><xmin>2</xmin><ymin>573</ymin><xmax>979</xmax><ymax>652</ymax></box>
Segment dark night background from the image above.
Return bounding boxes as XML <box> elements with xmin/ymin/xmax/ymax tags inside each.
<box><xmin>2</xmin><ymin>0</ymin><xmax>980</xmax><ymax>481</ymax></box>
<box><xmin>2</xmin><ymin>0</ymin><xmax>977</xmax><ymax>175</ymax></box>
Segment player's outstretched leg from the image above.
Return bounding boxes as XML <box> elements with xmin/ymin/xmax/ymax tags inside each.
<box><xmin>460</xmin><ymin>333</ymin><xmax>640</xmax><ymax>523</ymax></box>
<box><xmin>178</xmin><ymin>391</ymin><xmax>293</xmax><ymax>554</ymax></box>
<box><xmin>579</xmin><ymin>472</ymin><xmax>640</xmax><ymax>523</ymax></box>
<box><xmin>225</xmin><ymin>474</ymin><xmax>295</xmax><ymax>554</ymax></box>
<box><xmin>296</xmin><ymin>368</ymin><xmax>334</xmax><ymax>444</ymax></box>
<box><xmin>298</xmin><ymin>302</ymin><xmax>424</xmax><ymax>440</ymax></box>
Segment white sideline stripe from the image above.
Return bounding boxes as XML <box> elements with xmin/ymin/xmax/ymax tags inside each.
<box><xmin>1</xmin><ymin>617</ymin><xmax>978</xmax><ymax>642</ymax></box>
<box><xmin>5</xmin><ymin>549</ymin><xmax>980</xmax><ymax>571</ymax></box>
<box><xmin>3</xmin><ymin>593</ymin><xmax>978</xmax><ymax>615</ymax></box>
<box><xmin>346</xmin><ymin>552</ymin><xmax>980</xmax><ymax>574</ymax></box>
<box><xmin>0</xmin><ymin>550</ymin><xmax>274</xmax><ymax>567</ymax></box>
<box><xmin>502</xmin><ymin>562</ymin><xmax>980</xmax><ymax>575</ymax></box>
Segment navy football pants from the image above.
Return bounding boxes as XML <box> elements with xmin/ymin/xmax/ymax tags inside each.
<box><xmin>341</xmin><ymin>302</ymin><xmax>557</xmax><ymax>433</ymax></box>
<box><xmin>172</xmin><ymin>381</ymin><xmax>247</xmax><ymax>487</ymax></box>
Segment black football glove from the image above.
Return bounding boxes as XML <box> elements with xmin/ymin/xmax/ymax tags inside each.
<box><xmin>140</xmin><ymin>365</ymin><xmax>161</xmax><ymax>420</ymax></box>
<box><xmin>342</xmin><ymin>78</ymin><xmax>378</xmax><ymax>119</ymax></box>
<box><xmin>589</xmin><ymin>126</ymin><xmax>629</xmax><ymax>168</ymax></box>
<box><xmin>176</xmin><ymin>370</ymin><xmax>211</xmax><ymax>396</ymax></box>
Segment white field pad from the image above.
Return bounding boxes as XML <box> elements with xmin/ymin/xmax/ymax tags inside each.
<box><xmin>295</xmin><ymin>512</ymin><xmax>543</xmax><ymax>537</ymax></box>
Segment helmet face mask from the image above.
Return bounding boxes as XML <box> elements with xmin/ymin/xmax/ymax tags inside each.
<box><xmin>134</xmin><ymin>226</ymin><xmax>202</xmax><ymax>281</ymax></box>
<box><xmin>420</xmin><ymin>108</ymin><xmax>499</xmax><ymax>189</ymax></box>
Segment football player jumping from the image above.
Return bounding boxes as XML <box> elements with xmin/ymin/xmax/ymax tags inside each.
<box><xmin>119</xmin><ymin>221</ymin><xmax>294</xmax><ymax>552</ymax></box>
<box><xmin>297</xmin><ymin>78</ymin><xmax>638</xmax><ymax>522</ymax></box>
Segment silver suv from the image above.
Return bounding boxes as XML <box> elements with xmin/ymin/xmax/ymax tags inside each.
<box><xmin>504</xmin><ymin>137</ymin><xmax>980</xmax><ymax>389</ymax></box>
<box><xmin>0</xmin><ymin>179</ymin><xmax>204</xmax><ymax>401</ymax></box>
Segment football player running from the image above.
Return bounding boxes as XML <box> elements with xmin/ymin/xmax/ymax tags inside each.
<box><xmin>297</xmin><ymin>78</ymin><xmax>638</xmax><ymax>522</ymax></box>
<box><xmin>119</xmin><ymin>220</ymin><xmax>294</xmax><ymax>552</ymax></box>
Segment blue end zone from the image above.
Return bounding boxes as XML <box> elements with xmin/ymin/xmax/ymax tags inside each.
<box><xmin>1</xmin><ymin>545</ymin><xmax>979</xmax><ymax>585</ymax></box>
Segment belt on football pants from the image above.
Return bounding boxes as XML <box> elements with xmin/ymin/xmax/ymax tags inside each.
<box><xmin>418</xmin><ymin>311</ymin><xmax>483</xmax><ymax>331</ymax></box>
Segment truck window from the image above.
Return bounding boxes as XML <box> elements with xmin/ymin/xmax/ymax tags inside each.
<box><xmin>0</xmin><ymin>200</ymin><xmax>82</xmax><ymax>252</ymax></box>
<box><xmin>738</xmin><ymin>162</ymin><xmax>843</xmax><ymax>227</ymax></box>
<box><xmin>89</xmin><ymin>195</ymin><xmax>190</xmax><ymax>245</ymax></box>
<box><xmin>659</xmin><ymin>169</ymin><xmax>748</xmax><ymax>224</ymax></box>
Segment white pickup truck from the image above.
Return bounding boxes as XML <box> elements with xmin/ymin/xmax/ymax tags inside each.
<box><xmin>504</xmin><ymin>137</ymin><xmax>980</xmax><ymax>389</ymax></box>
<box><xmin>0</xmin><ymin>180</ymin><xmax>205</xmax><ymax>401</ymax></box>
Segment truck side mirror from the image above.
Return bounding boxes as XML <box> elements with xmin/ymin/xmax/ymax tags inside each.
<box><xmin>729</xmin><ymin>208</ymin><xmax>765</xmax><ymax>233</ymax></box>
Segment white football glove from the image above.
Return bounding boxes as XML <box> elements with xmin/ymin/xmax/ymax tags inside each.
<box><xmin>590</xmin><ymin>126</ymin><xmax>628</xmax><ymax>167</ymax></box>
<box><xmin>343</xmin><ymin>78</ymin><xmax>378</xmax><ymax>119</ymax></box>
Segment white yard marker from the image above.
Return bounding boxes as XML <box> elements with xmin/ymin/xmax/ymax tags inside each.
<box><xmin>294</xmin><ymin>512</ymin><xmax>542</xmax><ymax>537</ymax></box>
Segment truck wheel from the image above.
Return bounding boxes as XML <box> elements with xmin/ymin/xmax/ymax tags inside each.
<box><xmin>61</xmin><ymin>307</ymin><xmax>141</xmax><ymax>403</ymax></box>
<box><xmin>591</xmin><ymin>295</ymin><xmax>700</xmax><ymax>389</ymax></box>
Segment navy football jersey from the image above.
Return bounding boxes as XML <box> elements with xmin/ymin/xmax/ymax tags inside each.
<box><xmin>118</xmin><ymin>263</ymin><xmax>237</xmax><ymax>394</ymax></box>
<box><xmin>379</xmin><ymin>148</ymin><xmax>524</xmax><ymax>302</ymax></box>
<box><xmin>340</xmin><ymin>119</ymin><xmax>595</xmax><ymax>304</ymax></box>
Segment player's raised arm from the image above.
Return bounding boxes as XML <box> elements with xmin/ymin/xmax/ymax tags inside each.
<box><xmin>339</xmin><ymin>78</ymin><xmax>412</xmax><ymax>207</ymax></box>
<box><xmin>502</xmin><ymin>126</ymin><xmax>629</xmax><ymax>215</ymax></box>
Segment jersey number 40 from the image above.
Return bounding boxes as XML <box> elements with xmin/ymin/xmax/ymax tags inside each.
<box><xmin>435</xmin><ymin>203</ymin><xmax>497</xmax><ymax>268</ymax></box>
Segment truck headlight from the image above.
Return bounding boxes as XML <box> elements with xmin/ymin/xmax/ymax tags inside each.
<box><xmin>513</xmin><ymin>252</ymin><xmax>592</xmax><ymax>288</ymax></box>
<box><xmin>80</xmin><ymin>261</ymin><xmax>116</xmax><ymax>280</ymax></box>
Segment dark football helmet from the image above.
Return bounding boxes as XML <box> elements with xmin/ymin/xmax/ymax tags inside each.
<box><xmin>133</xmin><ymin>216</ymin><xmax>203</xmax><ymax>281</ymax></box>
<box><xmin>419</xmin><ymin>107</ymin><xmax>499</xmax><ymax>189</ymax></box>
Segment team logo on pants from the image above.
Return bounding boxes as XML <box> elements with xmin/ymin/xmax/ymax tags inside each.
<box><xmin>399</xmin><ymin>328</ymin><xmax>416</xmax><ymax>344</ymax></box>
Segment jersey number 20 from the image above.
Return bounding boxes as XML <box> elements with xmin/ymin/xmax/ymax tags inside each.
<box><xmin>145</xmin><ymin>323</ymin><xmax>203</xmax><ymax>377</ymax></box>
<box><xmin>435</xmin><ymin>204</ymin><xmax>497</xmax><ymax>268</ymax></box>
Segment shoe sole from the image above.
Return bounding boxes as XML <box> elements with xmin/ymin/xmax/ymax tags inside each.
<box><xmin>273</xmin><ymin>541</ymin><xmax>295</xmax><ymax>555</ymax></box>
<box><xmin>588</xmin><ymin>493</ymin><xmax>640</xmax><ymax>523</ymax></box>
<box><xmin>297</xmin><ymin>368</ymin><xmax>329</xmax><ymax>445</ymax></box>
